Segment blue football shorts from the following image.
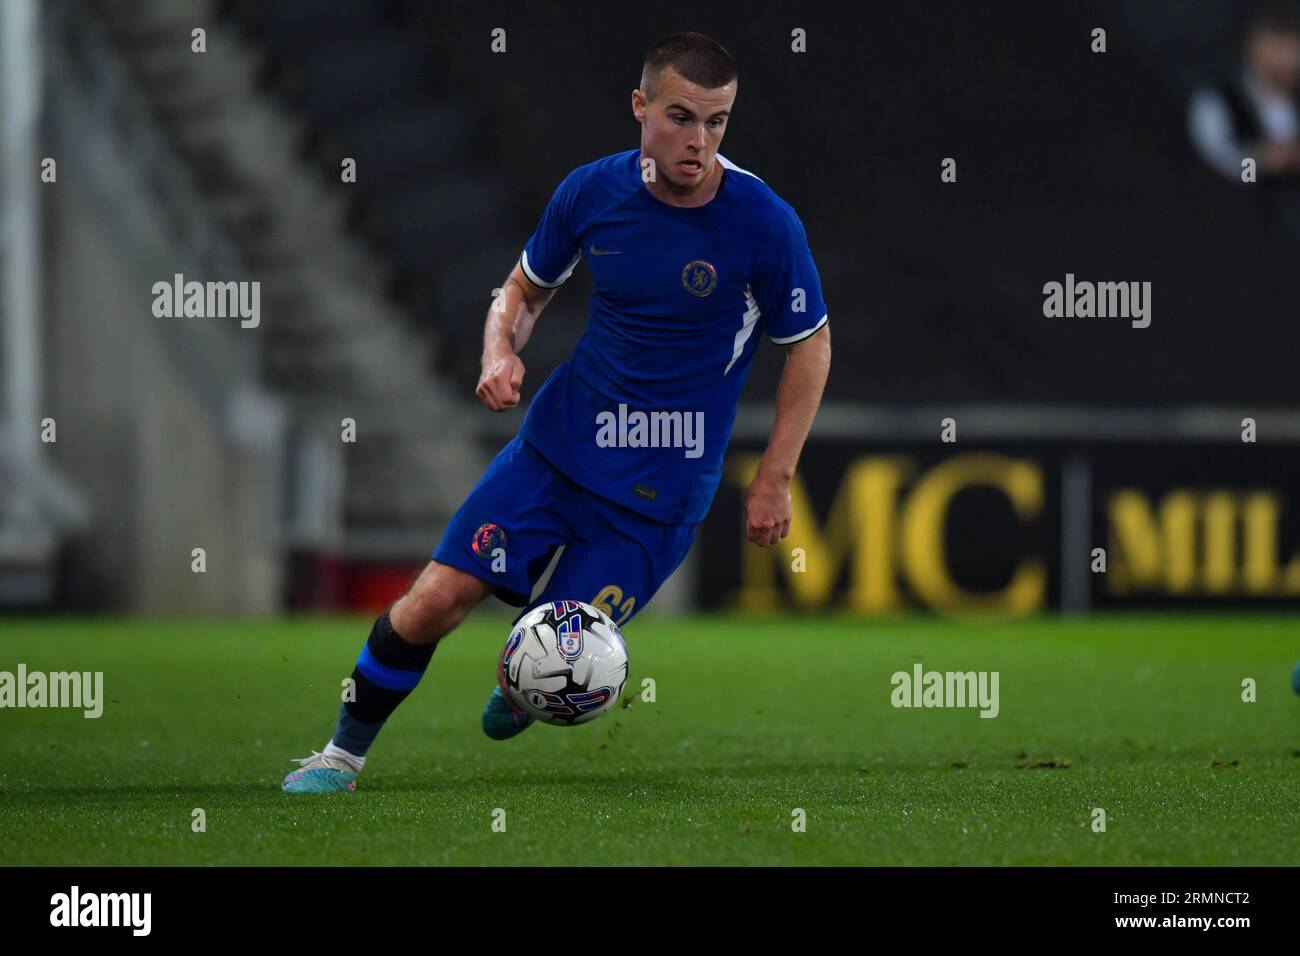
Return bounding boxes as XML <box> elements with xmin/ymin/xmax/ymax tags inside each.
<box><xmin>432</xmin><ymin>434</ymin><xmax>698</xmax><ymax>626</ymax></box>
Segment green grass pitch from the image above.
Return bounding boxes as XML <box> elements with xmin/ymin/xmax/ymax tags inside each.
<box><xmin>1</xmin><ymin>613</ymin><xmax>1296</xmax><ymax>865</ymax></box>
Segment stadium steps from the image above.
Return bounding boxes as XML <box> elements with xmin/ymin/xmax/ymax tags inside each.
<box><xmin>80</xmin><ymin>0</ymin><xmax>488</xmax><ymax>558</ymax></box>
<box><xmin>233</xmin><ymin>0</ymin><xmax>530</xmax><ymax>391</ymax></box>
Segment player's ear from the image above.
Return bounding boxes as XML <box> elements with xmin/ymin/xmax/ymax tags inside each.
<box><xmin>631</xmin><ymin>89</ymin><xmax>646</xmax><ymax>123</ymax></box>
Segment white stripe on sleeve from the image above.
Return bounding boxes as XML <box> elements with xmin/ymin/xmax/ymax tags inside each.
<box><xmin>768</xmin><ymin>312</ymin><xmax>828</xmax><ymax>345</ymax></box>
<box><xmin>520</xmin><ymin>247</ymin><xmax>580</xmax><ymax>289</ymax></box>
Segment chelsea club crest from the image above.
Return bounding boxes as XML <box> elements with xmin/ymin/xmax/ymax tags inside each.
<box><xmin>681</xmin><ymin>260</ymin><xmax>717</xmax><ymax>297</ymax></box>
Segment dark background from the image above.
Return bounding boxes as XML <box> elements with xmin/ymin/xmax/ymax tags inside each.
<box><xmin>12</xmin><ymin>0</ymin><xmax>1298</xmax><ymax>612</ymax></box>
<box><xmin>227</xmin><ymin>0</ymin><xmax>1295</xmax><ymax>404</ymax></box>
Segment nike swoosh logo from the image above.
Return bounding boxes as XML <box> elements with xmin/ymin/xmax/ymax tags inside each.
<box><xmin>589</xmin><ymin>246</ymin><xmax>621</xmax><ymax>256</ymax></box>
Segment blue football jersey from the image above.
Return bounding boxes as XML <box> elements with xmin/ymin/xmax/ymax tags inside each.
<box><xmin>516</xmin><ymin>148</ymin><xmax>828</xmax><ymax>524</ymax></box>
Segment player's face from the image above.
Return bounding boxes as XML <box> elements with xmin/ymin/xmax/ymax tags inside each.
<box><xmin>634</xmin><ymin>67</ymin><xmax>736</xmax><ymax>196</ymax></box>
<box><xmin>1248</xmin><ymin>30</ymin><xmax>1300</xmax><ymax>91</ymax></box>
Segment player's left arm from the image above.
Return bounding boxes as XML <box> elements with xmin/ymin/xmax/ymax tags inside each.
<box><xmin>745</xmin><ymin>202</ymin><xmax>831</xmax><ymax>548</ymax></box>
<box><xmin>745</xmin><ymin>323</ymin><xmax>831</xmax><ymax>547</ymax></box>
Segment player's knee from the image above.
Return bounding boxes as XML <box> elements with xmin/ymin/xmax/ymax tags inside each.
<box><xmin>393</xmin><ymin>564</ymin><xmax>486</xmax><ymax>644</ymax></box>
<box><xmin>395</xmin><ymin>585</ymin><xmax>469</xmax><ymax>645</ymax></box>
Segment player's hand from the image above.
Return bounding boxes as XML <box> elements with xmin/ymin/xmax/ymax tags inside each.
<box><xmin>744</xmin><ymin>471</ymin><xmax>792</xmax><ymax>547</ymax></box>
<box><xmin>477</xmin><ymin>352</ymin><xmax>525</xmax><ymax>412</ymax></box>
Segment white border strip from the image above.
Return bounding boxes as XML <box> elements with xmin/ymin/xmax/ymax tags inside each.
<box><xmin>520</xmin><ymin>248</ymin><xmax>579</xmax><ymax>289</ymax></box>
<box><xmin>716</xmin><ymin>153</ymin><xmax>763</xmax><ymax>182</ymax></box>
<box><xmin>769</xmin><ymin>312</ymin><xmax>828</xmax><ymax>345</ymax></box>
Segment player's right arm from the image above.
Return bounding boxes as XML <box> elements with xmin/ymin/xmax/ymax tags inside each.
<box><xmin>479</xmin><ymin>164</ymin><xmax>582</xmax><ymax>411</ymax></box>
<box><xmin>476</xmin><ymin>261</ymin><xmax>557</xmax><ymax>412</ymax></box>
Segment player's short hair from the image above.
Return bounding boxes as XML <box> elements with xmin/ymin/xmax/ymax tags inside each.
<box><xmin>640</xmin><ymin>32</ymin><xmax>737</xmax><ymax>102</ymax></box>
<box><xmin>1244</xmin><ymin>2</ymin><xmax>1300</xmax><ymax>39</ymax></box>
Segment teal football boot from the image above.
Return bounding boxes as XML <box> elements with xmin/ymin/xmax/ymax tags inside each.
<box><xmin>482</xmin><ymin>685</ymin><xmax>535</xmax><ymax>740</ymax></box>
<box><xmin>281</xmin><ymin>751</ymin><xmax>358</xmax><ymax>792</ymax></box>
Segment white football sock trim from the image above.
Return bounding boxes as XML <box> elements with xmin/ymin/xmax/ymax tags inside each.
<box><xmin>324</xmin><ymin>740</ymin><xmax>365</xmax><ymax>772</ymax></box>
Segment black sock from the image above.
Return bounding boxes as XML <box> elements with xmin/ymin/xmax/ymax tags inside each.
<box><xmin>331</xmin><ymin>608</ymin><xmax>435</xmax><ymax>757</ymax></box>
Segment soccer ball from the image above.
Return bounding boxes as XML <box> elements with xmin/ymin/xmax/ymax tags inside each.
<box><xmin>498</xmin><ymin>600</ymin><xmax>629</xmax><ymax>726</ymax></box>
